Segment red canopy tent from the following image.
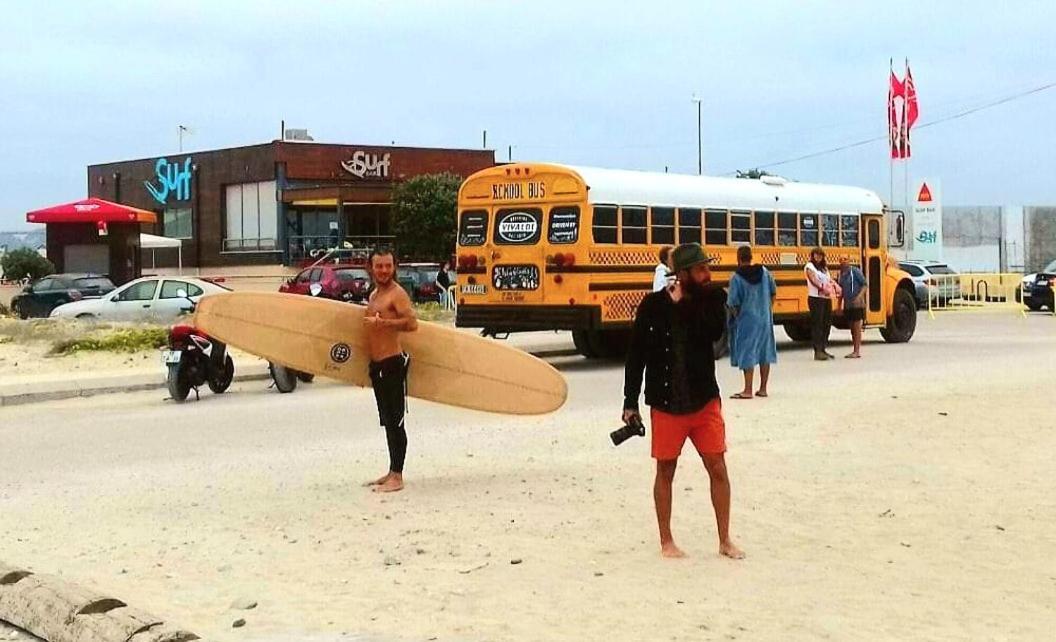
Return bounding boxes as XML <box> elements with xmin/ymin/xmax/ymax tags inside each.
<box><xmin>26</xmin><ymin>197</ymin><xmax>157</xmax><ymax>225</ymax></box>
<box><xmin>25</xmin><ymin>198</ymin><xmax>159</xmax><ymax>284</ymax></box>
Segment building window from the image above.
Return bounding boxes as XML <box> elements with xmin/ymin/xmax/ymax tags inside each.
<box><xmin>650</xmin><ymin>207</ymin><xmax>675</xmax><ymax>245</ymax></box>
<box><xmin>162</xmin><ymin>207</ymin><xmax>192</xmax><ymax>239</ymax></box>
<box><xmin>592</xmin><ymin>205</ymin><xmax>618</xmax><ymax>244</ymax></box>
<box><xmin>621</xmin><ymin>206</ymin><xmax>647</xmax><ymax>244</ymax></box>
<box><xmin>678</xmin><ymin>208</ymin><xmax>701</xmax><ymax>244</ymax></box>
<box><xmin>224</xmin><ymin>180</ymin><xmax>278</xmax><ymax>251</ymax></box>
<box><xmin>704</xmin><ymin>209</ymin><xmax>728</xmax><ymax>246</ymax></box>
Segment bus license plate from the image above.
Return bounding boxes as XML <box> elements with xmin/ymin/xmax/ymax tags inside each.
<box><xmin>461</xmin><ymin>284</ymin><xmax>487</xmax><ymax>295</ymax></box>
<box><xmin>162</xmin><ymin>350</ymin><xmax>182</xmax><ymax>364</ymax></box>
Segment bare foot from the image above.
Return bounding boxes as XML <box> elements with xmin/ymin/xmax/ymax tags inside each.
<box><xmin>720</xmin><ymin>541</ymin><xmax>745</xmax><ymax>559</ymax></box>
<box><xmin>372</xmin><ymin>475</ymin><xmax>404</xmax><ymax>493</ymax></box>
<box><xmin>363</xmin><ymin>473</ymin><xmax>392</xmax><ymax>487</ymax></box>
<box><xmin>660</xmin><ymin>541</ymin><xmax>687</xmax><ymax>558</ymax></box>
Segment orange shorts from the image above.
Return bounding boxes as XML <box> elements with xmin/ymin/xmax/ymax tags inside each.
<box><xmin>651</xmin><ymin>399</ymin><xmax>726</xmax><ymax>460</ymax></box>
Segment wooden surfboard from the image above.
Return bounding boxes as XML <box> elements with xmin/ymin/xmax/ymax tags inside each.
<box><xmin>192</xmin><ymin>292</ymin><xmax>567</xmax><ymax>415</ymax></box>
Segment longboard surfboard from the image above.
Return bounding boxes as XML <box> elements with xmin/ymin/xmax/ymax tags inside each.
<box><xmin>193</xmin><ymin>292</ymin><xmax>567</xmax><ymax>415</ymax></box>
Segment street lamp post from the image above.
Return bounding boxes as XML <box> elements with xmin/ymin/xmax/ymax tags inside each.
<box><xmin>691</xmin><ymin>95</ymin><xmax>702</xmax><ymax>175</ymax></box>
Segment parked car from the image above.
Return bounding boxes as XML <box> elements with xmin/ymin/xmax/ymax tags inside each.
<box><xmin>1021</xmin><ymin>259</ymin><xmax>1056</xmax><ymax>311</ymax></box>
<box><xmin>898</xmin><ymin>261</ymin><xmax>962</xmax><ymax>308</ymax></box>
<box><xmin>50</xmin><ymin>276</ymin><xmax>229</xmax><ymax>322</ymax></box>
<box><xmin>10</xmin><ymin>273</ymin><xmax>115</xmax><ymax>319</ymax></box>
<box><xmin>397</xmin><ymin>263</ymin><xmax>442</xmax><ymax>303</ymax></box>
<box><xmin>279</xmin><ymin>264</ymin><xmax>371</xmax><ymax>302</ymax></box>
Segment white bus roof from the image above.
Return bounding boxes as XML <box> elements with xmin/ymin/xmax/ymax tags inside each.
<box><xmin>561</xmin><ymin>165</ymin><xmax>884</xmax><ymax>214</ymax></box>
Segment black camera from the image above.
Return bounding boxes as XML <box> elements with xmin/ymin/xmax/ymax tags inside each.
<box><xmin>610</xmin><ymin>413</ymin><xmax>646</xmax><ymax>446</ymax></box>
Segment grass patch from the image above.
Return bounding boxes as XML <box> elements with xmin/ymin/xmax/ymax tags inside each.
<box><xmin>48</xmin><ymin>327</ymin><xmax>168</xmax><ymax>355</ymax></box>
<box><xmin>414</xmin><ymin>302</ymin><xmax>454</xmax><ymax>323</ymax></box>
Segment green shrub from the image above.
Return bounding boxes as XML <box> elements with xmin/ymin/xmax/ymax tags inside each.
<box><xmin>49</xmin><ymin>327</ymin><xmax>168</xmax><ymax>355</ymax></box>
<box><xmin>1</xmin><ymin>248</ymin><xmax>54</xmax><ymax>281</ymax></box>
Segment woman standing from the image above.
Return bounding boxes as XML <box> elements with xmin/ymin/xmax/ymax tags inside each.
<box><xmin>728</xmin><ymin>246</ymin><xmax>778</xmax><ymax>398</ymax></box>
<box><xmin>804</xmin><ymin>247</ymin><xmax>840</xmax><ymax>361</ymax></box>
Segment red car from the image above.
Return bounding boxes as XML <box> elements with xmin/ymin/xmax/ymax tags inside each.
<box><xmin>279</xmin><ymin>265</ymin><xmax>371</xmax><ymax>303</ymax></box>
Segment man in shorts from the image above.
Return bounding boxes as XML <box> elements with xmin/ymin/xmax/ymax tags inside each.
<box><xmin>623</xmin><ymin>243</ymin><xmax>745</xmax><ymax>559</ymax></box>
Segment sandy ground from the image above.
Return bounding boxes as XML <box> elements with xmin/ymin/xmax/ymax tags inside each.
<box><xmin>1</xmin><ymin>314</ymin><xmax>1055</xmax><ymax>641</ymax></box>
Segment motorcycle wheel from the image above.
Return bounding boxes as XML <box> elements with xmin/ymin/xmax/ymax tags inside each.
<box><xmin>295</xmin><ymin>370</ymin><xmax>315</xmax><ymax>383</ymax></box>
<box><xmin>207</xmin><ymin>355</ymin><xmax>235</xmax><ymax>394</ymax></box>
<box><xmin>167</xmin><ymin>363</ymin><xmax>191</xmax><ymax>402</ymax></box>
<box><xmin>269</xmin><ymin>362</ymin><xmax>298</xmax><ymax>393</ymax></box>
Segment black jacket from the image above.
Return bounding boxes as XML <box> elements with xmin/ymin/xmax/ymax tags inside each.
<box><xmin>623</xmin><ymin>286</ymin><xmax>727</xmax><ymax>413</ymax></box>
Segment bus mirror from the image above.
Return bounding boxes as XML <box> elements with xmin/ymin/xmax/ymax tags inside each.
<box><xmin>887</xmin><ymin>209</ymin><xmax>906</xmax><ymax>248</ymax></box>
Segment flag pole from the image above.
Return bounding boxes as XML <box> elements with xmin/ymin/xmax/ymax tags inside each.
<box><xmin>889</xmin><ymin>58</ymin><xmax>894</xmax><ymax>215</ymax></box>
<box><xmin>903</xmin><ymin>58</ymin><xmax>910</xmax><ymax>222</ymax></box>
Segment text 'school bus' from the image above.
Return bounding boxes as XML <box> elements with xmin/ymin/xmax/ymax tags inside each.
<box><xmin>454</xmin><ymin>163</ymin><xmax>916</xmax><ymax>358</ymax></box>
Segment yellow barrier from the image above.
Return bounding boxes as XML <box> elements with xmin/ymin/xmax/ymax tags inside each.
<box><xmin>927</xmin><ymin>273</ymin><xmax>1029</xmax><ymax>319</ymax></box>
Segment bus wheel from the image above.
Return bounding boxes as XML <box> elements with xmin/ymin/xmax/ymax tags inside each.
<box><xmin>880</xmin><ymin>288</ymin><xmax>918</xmax><ymax>343</ymax></box>
<box><xmin>572</xmin><ymin>330</ymin><xmax>597</xmax><ymax>358</ymax></box>
<box><xmin>712</xmin><ymin>326</ymin><xmax>729</xmax><ymax>359</ymax></box>
<box><xmin>588</xmin><ymin>329</ymin><xmax>630</xmax><ymax>360</ymax></box>
<box><xmin>783</xmin><ymin>322</ymin><xmax>812</xmax><ymax>343</ymax></box>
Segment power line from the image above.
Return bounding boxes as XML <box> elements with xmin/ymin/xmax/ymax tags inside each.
<box><xmin>722</xmin><ymin>80</ymin><xmax>1056</xmax><ymax>175</ymax></box>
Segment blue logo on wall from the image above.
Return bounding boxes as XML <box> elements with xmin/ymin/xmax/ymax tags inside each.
<box><xmin>916</xmin><ymin>230</ymin><xmax>938</xmax><ymax>244</ymax></box>
<box><xmin>145</xmin><ymin>157</ymin><xmax>192</xmax><ymax>204</ymax></box>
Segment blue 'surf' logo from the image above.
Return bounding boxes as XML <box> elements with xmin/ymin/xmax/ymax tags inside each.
<box><xmin>145</xmin><ymin>157</ymin><xmax>192</xmax><ymax>204</ymax></box>
<box><xmin>916</xmin><ymin>230</ymin><xmax>938</xmax><ymax>244</ymax></box>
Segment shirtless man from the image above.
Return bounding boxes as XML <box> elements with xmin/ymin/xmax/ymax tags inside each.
<box><xmin>362</xmin><ymin>249</ymin><xmax>418</xmax><ymax>493</ymax></box>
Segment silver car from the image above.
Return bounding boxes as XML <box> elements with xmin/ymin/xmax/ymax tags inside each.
<box><xmin>898</xmin><ymin>261</ymin><xmax>962</xmax><ymax>308</ymax></box>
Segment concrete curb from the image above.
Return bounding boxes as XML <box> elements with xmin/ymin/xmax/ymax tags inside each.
<box><xmin>0</xmin><ymin>363</ymin><xmax>271</xmax><ymax>408</ymax></box>
<box><xmin>0</xmin><ymin>345</ymin><xmax>578</xmax><ymax>408</ymax></box>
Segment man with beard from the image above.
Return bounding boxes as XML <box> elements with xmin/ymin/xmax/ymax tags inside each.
<box><xmin>363</xmin><ymin>248</ymin><xmax>418</xmax><ymax>493</ymax></box>
<box><xmin>622</xmin><ymin>243</ymin><xmax>745</xmax><ymax>560</ymax></box>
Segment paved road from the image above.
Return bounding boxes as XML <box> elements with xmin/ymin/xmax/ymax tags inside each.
<box><xmin>2</xmin><ymin>314</ymin><xmax>1054</xmax><ymax>641</ymax></box>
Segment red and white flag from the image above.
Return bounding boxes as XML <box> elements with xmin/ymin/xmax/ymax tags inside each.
<box><xmin>900</xmin><ymin>64</ymin><xmax>919</xmax><ymax>158</ymax></box>
<box><xmin>888</xmin><ymin>68</ymin><xmax>905</xmax><ymax>159</ymax></box>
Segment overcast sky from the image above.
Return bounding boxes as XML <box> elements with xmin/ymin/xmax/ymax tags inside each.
<box><xmin>1</xmin><ymin>0</ymin><xmax>1054</xmax><ymax>229</ymax></box>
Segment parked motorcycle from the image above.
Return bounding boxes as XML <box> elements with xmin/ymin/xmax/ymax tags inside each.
<box><xmin>163</xmin><ymin>290</ymin><xmax>235</xmax><ymax>402</ymax></box>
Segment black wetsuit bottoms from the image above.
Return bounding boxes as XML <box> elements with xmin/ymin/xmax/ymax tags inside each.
<box><xmin>369</xmin><ymin>352</ymin><xmax>409</xmax><ymax>474</ymax></box>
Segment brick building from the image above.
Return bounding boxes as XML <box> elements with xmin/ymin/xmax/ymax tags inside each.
<box><xmin>87</xmin><ymin>141</ymin><xmax>494</xmax><ymax>271</ymax></box>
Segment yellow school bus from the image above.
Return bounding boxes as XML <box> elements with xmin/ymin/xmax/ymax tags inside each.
<box><xmin>454</xmin><ymin>163</ymin><xmax>916</xmax><ymax>357</ymax></box>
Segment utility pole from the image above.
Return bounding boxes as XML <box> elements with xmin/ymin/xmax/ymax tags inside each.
<box><xmin>177</xmin><ymin>125</ymin><xmax>190</xmax><ymax>153</ymax></box>
<box><xmin>482</xmin><ymin>129</ymin><xmax>487</xmax><ymax>149</ymax></box>
<box><xmin>691</xmin><ymin>95</ymin><xmax>702</xmax><ymax>175</ymax></box>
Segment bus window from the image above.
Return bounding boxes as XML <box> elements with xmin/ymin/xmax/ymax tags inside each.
<box><xmin>592</xmin><ymin>205</ymin><xmax>618</xmax><ymax>244</ymax></box>
<box><xmin>754</xmin><ymin>211</ymin><xmax>775</xmax><ymax>246</ymax></box>
<box><xmin>651</xmin><ymin>207</ymin><xmax>675</xmax><ymax>245</ymax></box>
<box><xmin>548</xmin><ymin>206</ymin><xmax>580</xmax><ymax>244</ymax></box>
<box><xmin>840</xmin><ymin>215</ymin><xmax>859</xmax><ymax>247</ymax></box>
<box><xmin>801</xmin><ymin>214</ymin><xmax>819</xmax><ymax>246</ymax></box>
<box><xmin>678</xmin><ymin>208</ymin><xmax>701</xmax><ymax>244</ymax></box>
<box><xmin>704</xmin><ymin>209</ymin><xmax>728</xmax><ymax>245</ymax></box>
<box><xmin>621</xmin><ymin>206</ymin><xmax>647</xmax><ymax>244</ymax></box>
<box><xmin>731</xmin><ymin>210</ymin><xmax>751</xmax><ymax>244</ymax></box>
<box><xmin>778</xmin><ymin>212</ymin><xmax>797</xmax><ymax>246</ymax></box>
<box><xmin>458</xmin><ymin>210</ymin><xmax>488</xmax><ymax>246</ymax></box>
<box><xmin>821</xmin><ymin>214</ymin><xmax>840</xmax><ymax>247</ymax></box>
<box><xmin>494</xmin><ymin>208</ymin><xmax>543</xmax><ymax>245</ymax></box>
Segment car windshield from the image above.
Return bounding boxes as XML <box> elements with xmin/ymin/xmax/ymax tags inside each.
<box><xmin>74</xmin><ymin>277</ymin><xmax>114</xmax><ymax>289</ymax></box>
<box><xmin>1043</xmin><ymin>260</ymin><xmax>1056</xmax><ymax>273</ymax></box>
<box><xmin>397</xmin><ymin>269</ymin><xmax>422</xmax><ymax>285</ymax></box>
<box><xmin>335</xmin><ymin>268</ymin><xmax>369</xmax><ymax>281</ymax></box>
<box><xmin>926</xmin><ymin>265</ymin><xmax>956</xmax><ymax>275</ymax></box>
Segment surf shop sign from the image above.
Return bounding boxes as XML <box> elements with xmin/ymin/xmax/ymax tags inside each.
<box><xmin>494</xmin><ymin>209</ymin><xmax>541</xmax><ymax>245</ymax></box>
<box><xmin>145</xmin><ymin>157</ymin><xmax>192</xmax><ymax>205</ymax></box>
<box><xmin>341</xmin><ymin>150</ymin><xmax>391</xmax><ymax>179</ymax></box>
